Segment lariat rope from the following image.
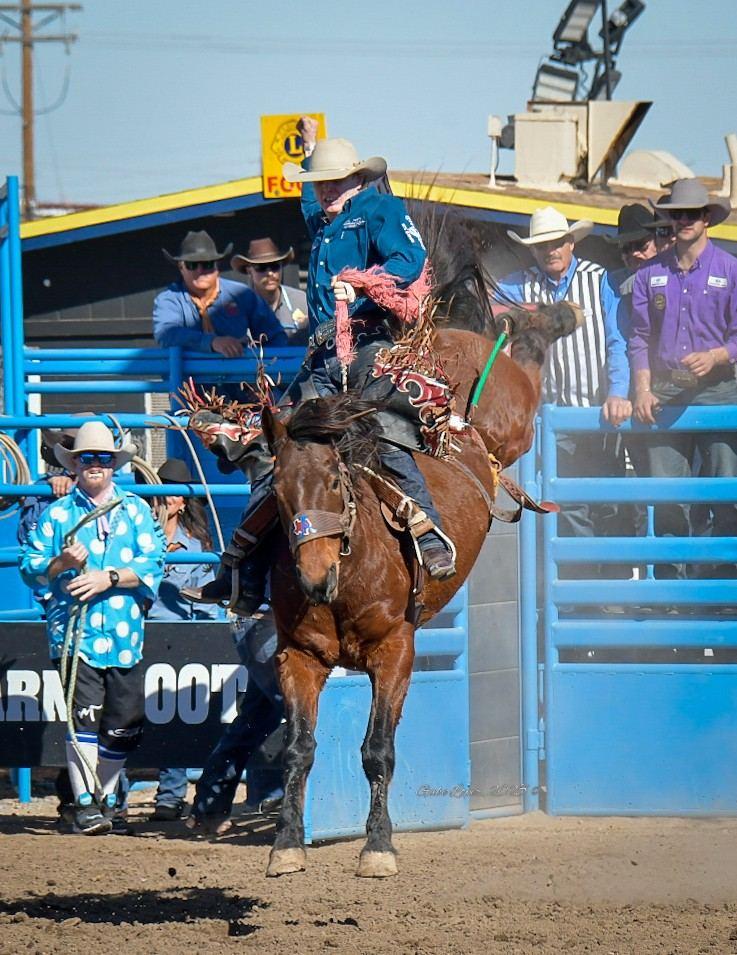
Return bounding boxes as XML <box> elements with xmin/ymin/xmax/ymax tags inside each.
<box><xmin>59</xmin><ymin>498</ymin><xmax>123</xmax><ymax>797</ymax></box>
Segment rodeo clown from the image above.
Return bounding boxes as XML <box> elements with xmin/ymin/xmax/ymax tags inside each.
<box><xmin>21</xmin><ymin>422</ymin><xmax>165</xmax><ymax>835</ymax></box>
<box><xmin>187</xmin><ymin>116</ymin><xmax>455</xmax><ymax>617</ymax></box>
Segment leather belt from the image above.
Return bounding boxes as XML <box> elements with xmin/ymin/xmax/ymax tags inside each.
<box><xmin>308</xmin><ymin>316</ymin><xmax>388</xmax><ymax>352</ymax></box>
<box><xmin>656</xmin><ymin>367</ymin><xmax>734</xmax><ymax>390</ymax></box>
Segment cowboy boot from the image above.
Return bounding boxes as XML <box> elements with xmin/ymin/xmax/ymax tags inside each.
<box><xmin>182</xmin><ymin>489</ymin><xmax>279</xmax><ymax>614</ymax></box>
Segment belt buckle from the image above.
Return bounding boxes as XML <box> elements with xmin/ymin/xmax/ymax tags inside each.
<box><xmin>309</xmin><ymin>319</ymin><xmax>336</xmax><ymax>349</ymax></box>
<box><xmin>671</xmin><ymin>369</ymin><xmax>699</xmax><ymax>388</ymax></box>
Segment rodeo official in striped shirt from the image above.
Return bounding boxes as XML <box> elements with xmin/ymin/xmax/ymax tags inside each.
<box><xmin>496</xmin><ymin>207</ymin><xmax>631</xmax><ymax>577</ymax></box>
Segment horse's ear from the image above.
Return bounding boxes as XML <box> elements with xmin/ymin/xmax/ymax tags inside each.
<box><xmin>261</xmin><ymin>406</ymin><xmax>287</xmax><ymax>453</ymax></box>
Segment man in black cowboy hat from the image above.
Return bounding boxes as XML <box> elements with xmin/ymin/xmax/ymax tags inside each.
<box><xmin>153</xmin><ymin>230</ymin><xmax>287</xmax><ymax>357</ymax></box>
<box><xmin>605</xmin><ymin>204</ymin><xmax>668</xmax><ymax>289</ymax></box>
<box><xmin>231</xmin><ymin>238</ymin><xmax>308</xmax><ymax>346</ymax></box>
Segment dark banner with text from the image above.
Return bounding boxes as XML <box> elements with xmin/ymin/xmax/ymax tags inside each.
<box><xmin>0</xmin><ymin>622</ymin><xmax>250</xmax><ymax>767</ymax></box>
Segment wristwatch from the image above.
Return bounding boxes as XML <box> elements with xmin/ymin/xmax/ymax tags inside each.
<box><xmin>108</xmin><ymin>569</ymin><xmax>120</xmax><ymax>588</ymax></box>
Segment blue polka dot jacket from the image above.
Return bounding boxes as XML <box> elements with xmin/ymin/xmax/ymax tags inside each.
<box><xmin>20</xmin><ymin>484</ymin><xmax>166</xmax><ymax>669</ymax></box>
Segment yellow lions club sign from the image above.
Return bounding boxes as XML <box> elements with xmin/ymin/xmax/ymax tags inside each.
<box><xmin>260</xmin><ymin>113</ymin><xmax>327</xmax><ymax>199</ymax></box>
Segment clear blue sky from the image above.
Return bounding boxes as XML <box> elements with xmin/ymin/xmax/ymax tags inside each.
<box><xmin>0</xmin><ymin>0</ymin><xmax>735</xmax><ymax>206</ymax></box>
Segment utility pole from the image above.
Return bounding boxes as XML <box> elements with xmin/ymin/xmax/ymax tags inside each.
<box><xmin>0</xmin><ymin>1</ymin><xmax>81</xmax><ymax>218</ymax></box>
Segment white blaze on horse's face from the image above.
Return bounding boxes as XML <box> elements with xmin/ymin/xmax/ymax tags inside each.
<box><xmin>274</xmin><ymin>443</ymin><xmax>348</xmax><ymax>605</ymax></box>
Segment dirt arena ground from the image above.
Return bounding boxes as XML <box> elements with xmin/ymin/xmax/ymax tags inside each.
<box><xmin>1</xmin><ymin>785</ymin><xmax>737</xmax><ymax>955</ymax></box>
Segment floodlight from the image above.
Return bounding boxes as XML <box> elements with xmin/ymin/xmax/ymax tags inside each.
<box><xmin>599</xmin><ymin>0</ymin><xmax>645</xmax><ymax>48</ymax></box>
<box><xmin>553</xmin><ymin>1</ymin><xmax>600</xmax><ymax>45</ymax></box>
<box><xmin>532</xmin><ymin>62</ymin><xmax>580</xmax><ymax>102</ymax></box>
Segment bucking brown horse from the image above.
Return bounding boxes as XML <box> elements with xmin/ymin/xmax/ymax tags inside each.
<box><xmin>187</xmin><ymin>208</ymin><xmax>580</xmax><ymax>878</ymax></box>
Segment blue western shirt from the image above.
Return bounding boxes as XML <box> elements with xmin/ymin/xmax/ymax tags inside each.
<box><xmin>152</xmin><ymin>277</ymin><xmax>288</xmax><ymax>352</ymax></box>
<box><xmin>20</xmin><ymin>484</ymin><xmax>166</xmax><ymax>668</ymax></box>
<box><xmin>300</xmin><ymin>181</ymin><xmax>427</xmax><ymax>332</ymax></box>
<box><xmin>147</xmin><ymin>524</ymin><xmax>223</xmax><ymax>622</ymax></box>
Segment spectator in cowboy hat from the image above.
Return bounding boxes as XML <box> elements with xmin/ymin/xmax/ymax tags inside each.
<box><xmin>605</xmin><ymin>204</ymin><xmax>668</xmax><ymax>281</ymax></box>
<box><xmin>152</xmin><ymin>230</ymin><xmax>287</xmax><ymax>357</ymax></box>
<box><xmin>495</xmin><ymin>205</ymin><xmax>631</xmax><ymax>578</ymax></box>
<box><xmin>629</xmin><ymin>179</ymin><xmax>737</xmax><ymax>579</ymax></box>
<box><xmin>231</xmin><ymin>238</ymin><xmax>309</xmax><ymax>346</ymax></box>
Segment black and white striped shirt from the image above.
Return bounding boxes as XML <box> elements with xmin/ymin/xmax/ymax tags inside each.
<box><xmin>497</xmin><ymin>258</ymin><xmax>611</xmax><ymax>408</ymax></box>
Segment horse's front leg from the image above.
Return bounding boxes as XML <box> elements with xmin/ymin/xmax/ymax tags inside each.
<box><xmin>266</xmin><ymin>645</ymin><xmax>329</xmax><ymax>877</ymax></box>
<box><xmin>357</xmin><ymin>624</ymin><xmax>414</xmax><ymax>878</ymax></box>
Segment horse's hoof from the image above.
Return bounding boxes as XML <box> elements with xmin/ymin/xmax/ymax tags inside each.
<box><xmin>356</xmin><ymin>850</ymin><xmax>398</xmax><ymax>878</ymax></box>
<box><xmin>266</xmin><ymin>847</ymin><xmax>307</xmax><ymax>877</ymax></box>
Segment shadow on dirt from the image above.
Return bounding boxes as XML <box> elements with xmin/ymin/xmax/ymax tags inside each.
<box><xmin>0</xmin><ymin>886</ymin><xmax>264</xmax><ymax>927</ymax></box>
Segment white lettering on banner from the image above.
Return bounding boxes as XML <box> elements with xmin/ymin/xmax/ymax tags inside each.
<box><xmin>144</xmin><ymin>663</ymin><xmax>177</xmax><ymax>724</ymax></box>
<box><xmin>2</xmin><ymin>664</ymin><xmax>245</xmax><ymax>724</ymax></box>
<box><xmin>42</xmin><ymin>670</ymin><xmax>66</xmax><ymax>721</ymax></box>
<box><xmin>177</xmin><ymin>664</ymin><xmax>210</xmax><ymax>725</ymax></box>
<box><xmin>210</xmin><ymin>664</ymin><xmax>248</xmax><ymax>723</ymax></box>
<box><xmin>5</xmin><ymin>671</ymin><xmax>41</xmax><ymax>721</ymax></box>
<box><xmin>650</xmin><ymin>275</ymin><xmax>668</xmax><ymax>287</ymax></box>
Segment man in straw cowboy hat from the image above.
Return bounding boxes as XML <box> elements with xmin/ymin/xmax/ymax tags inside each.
<box><xmin>231</xmin><ymin>237</ymin><xmax>309</xmax><ymax>346</ymax></box>
<box><xmin>153</xmin><ymin>229</ymin><xmax>287</xmax><ymax>357</ymax></box>
<box><xmin>629</xmin><ymin>179</ymin><xmax>737</xmax><ymax>578</ymax></box>
<box><xmin>21</xmin><ymin>422</ymin><xmax>166</xmax><ymax>835</ymax></box>
<box><xmin>188</xmin><ymin>117</ymin><xmax>454</xmax><ymax>618</ymax></box>
<box><xmin>496</xmin><ymin>205</ymin><xmax>631</xmax><ymax>577</ymax></box>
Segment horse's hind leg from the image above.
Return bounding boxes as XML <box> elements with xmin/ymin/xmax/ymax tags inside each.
<box><xmin>357</xmin><ymin>627</ymin><xmax>414</xmax><ymax>878</ymax></box>
<box><xmin>266</xmin><ymin>646</ymin><xmax>328</xmax><ymax>878</ymax></box>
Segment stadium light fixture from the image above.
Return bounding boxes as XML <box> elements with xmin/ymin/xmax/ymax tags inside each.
<box><xmin>531</xmin><ymin>62</ymin><xmax>580</xmax><ymax>102</ymax></box>
<box><xmin>599</xmin><ymin>0</ymin><xmax>645</xmax><ymax>49</ymax></box>
<box><xmin>553</xmin><ymin>1</ymin><xmax>600</xmax><ymax>46</ymax></box>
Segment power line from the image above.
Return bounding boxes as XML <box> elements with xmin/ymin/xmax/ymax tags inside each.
<box><xmin>0</xmin><ymin>1</ymin><xmax>80</xmax><ymax>218</ymax></box>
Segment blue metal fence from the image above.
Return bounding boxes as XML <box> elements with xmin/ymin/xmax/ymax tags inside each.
<box><xmin>523</xmin><ymin>404</ymin><xmax>737</xmax><ymax>815</ymax></box>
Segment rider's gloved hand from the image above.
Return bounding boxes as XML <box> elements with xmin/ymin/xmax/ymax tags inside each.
<box><xmin>332</xmin><ymin>280</ymin><xmax>356</xmax><ymax>304</ymax></box>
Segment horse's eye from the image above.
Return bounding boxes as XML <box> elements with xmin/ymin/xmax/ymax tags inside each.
<box><xmin>331</xmin><ymin>477</ymin><xmax>340</xmax><ymax>491</ymax></box>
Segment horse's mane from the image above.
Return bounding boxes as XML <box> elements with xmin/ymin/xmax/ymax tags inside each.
<box><xmin>406</xmin><ymin>199</ymin><xmax>493</xmax><ymax>334</ymax></box>
<box><xmin>285</xmin><ymin>394</ymin><xmax>383</xmax><ymax>474</ymax></box>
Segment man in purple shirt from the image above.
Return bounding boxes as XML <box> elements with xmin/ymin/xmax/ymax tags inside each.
<box><xmin>629</xmin><ymin>179</ymin><xmax>737</xmax><ymax>577</ymax></box>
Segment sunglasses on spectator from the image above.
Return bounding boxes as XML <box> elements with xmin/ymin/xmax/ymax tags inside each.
<box><xmin>76</xmin><ymin>451</ymin><xmax>115</xmax><ymax>467</ymax></box>
<box><xmin>252</xmin><ymin>263</ymin><xmax>282</xmax><ymax>273</ymax></box>
<box><xmin>623</xmin><ymin>237</ymin><xmax>654</xmax><ymax>254</ymax></box>
<box><xmin>655</xmin><ymin>227</ymin><xmax>674</xmax><ymax>238</ymax></box>
<box><xmin>183</xmin><ymin>260</ymin><xmax>216</xmax><ymax>271</ymax></box>
<box><xmin>667</xmin><ymin>209</ymin><xmax>705</xmax><ymax>222</ymax></box>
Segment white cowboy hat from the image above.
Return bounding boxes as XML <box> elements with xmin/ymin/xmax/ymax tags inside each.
<box><xmin>55</xmin><ymin>421</ymin><xmax>136</xmax><ymax>471</ymax></box>
<box><xmin>507</xmin><ymin>206</ymin><xmax>593</xmax><ymax>246</ymax></box>
<box><xmin>282</xmin><ymin>138</ymin><xmax>387</xmax><ymax>184</ymax></box>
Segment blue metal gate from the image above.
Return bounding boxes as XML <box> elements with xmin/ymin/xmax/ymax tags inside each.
<box><xmin>521</xmin><ymin>404</ymin><xmax>737</xmax><ymax>815</ymax></box>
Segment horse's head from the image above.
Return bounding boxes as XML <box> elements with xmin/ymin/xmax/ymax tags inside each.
<box><xmin>262</xmin><ymin>395</ymin><xmax>381</xmax><ymax>605</ymax></box>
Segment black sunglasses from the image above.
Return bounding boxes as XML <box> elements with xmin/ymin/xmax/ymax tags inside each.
<box><xmin>77</xmin><ymin>451</ymin><xmax>115</xmax><ymax>466</ymax></box>
<box><xmin>252</xmin><ymin>263</ymin><xmax>282</xmax><ymax>273</ymax></box>
<box><xmin>183</xmin><ymin>260</ymin><xmax>216</xmax><ymax>271</ymax></box>
<box><xmin>623</xmin><ymin>237</ymin><xmax>653</xmax><ymax>254</ymax></box>
<box><xmin>667</xmin><ymin>209</ymin><xmax>704</xmax><ymax>222</ymax></box>
<box><xmin>655</xmin><ymin>226</ymin><xmax>674</xmax><ymax>238</ymax></box>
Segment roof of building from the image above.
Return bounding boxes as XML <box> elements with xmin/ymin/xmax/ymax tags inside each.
<box><xmin>19</xmin><ymin>171</ymin><xmax>737</xmax><ymax>251</ymax></box>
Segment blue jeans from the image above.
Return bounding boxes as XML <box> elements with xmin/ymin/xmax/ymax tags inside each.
<box><xmin>192</xmin><ymin>612</ymin><xmax>284</xmax><ymax>819</ymax></box>
<box><xmin>155</xmin><ymin>767</ymin><xmax>187</xmax><ymax>806</ymax></box>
